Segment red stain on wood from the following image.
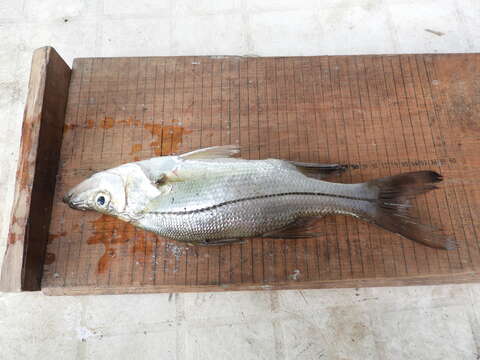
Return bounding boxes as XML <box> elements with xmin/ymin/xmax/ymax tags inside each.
<box><xmin>64</xmin><ymin>117</ymin><xmax>192</xmax><ymax>157</ymax></box>
<box><xmin>48</xmin><ymin>231</ymin><xmax>67</xmax><ymax>244</ymax></box>
<box><xmin>63</xmin><ymin>123</ymin><xmax>78</xmax><ymax>131</ymax></box>
<box><xmin>131</xmin><ymin>144</ymin><xmax>142</xmax><ymax>153</ymax></box>
<box><xmin>121</xmin><ymin>117</ymin><xmax>141</xmax><ymax>127</ymax></box>
<box><xmin>64</xmin><ymin>120</ymin><xmax>94</xmax><ymax>131</ymax></box>
<box><xmin>8</xmin><ymin>233</ymin><xmax>16</xmax><ymax>245</ymax></box>
<box><xmin>8</xmin><ymin>217</ymin><xmax>26</xmax><ymax>245</ymax></box>
<box><xmin>44</xmin><ymin>252</ymin><xmax>56</xmax><ymax>265</ymax></box>
<box><xmin>101</xmin><ymin>117</ymin><xmax>115</xmax><ymax>129</ymax></box>
<box><xmin>149</xmin><ymin>141</ymin><xmax>161</xmax><ymax>155</ymax></box>
<box><xmin>144</xmin><ymin>124</ymin><xmax>192</xmax><ymax>155</ymax></box>
<box><xmin>87</xmin><ymin>214</ymin><xmax>150</xmax><ymax>274</ymax></box>
<box><xmin>104</xmin><ymin>117</ymin><xmax>141</xmax><ymax>128</ymax></box>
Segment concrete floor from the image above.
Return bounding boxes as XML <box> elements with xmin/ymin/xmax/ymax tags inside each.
<box><xmin>1</xmin><ymin>0</ymin><xmax>479</xmax><ymax>359</ymax></box>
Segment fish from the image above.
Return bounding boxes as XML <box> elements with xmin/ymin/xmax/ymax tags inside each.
<box><xmin>63</xmin><ymin>145</ymin><xmax>455</xmax><ymax>249</ymax></box>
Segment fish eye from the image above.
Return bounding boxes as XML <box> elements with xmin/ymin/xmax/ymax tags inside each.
<box><xmin>95</xmin><ymin>193</ymin><xmax>110</xmax><ymax>208</ymax></box>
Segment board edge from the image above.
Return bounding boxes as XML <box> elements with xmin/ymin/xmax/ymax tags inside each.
<box><xmin>0</xmin><ymin>46</ymin><xmax>72</xmax><ymax>292</ymax></box>
<box><xmin>41</xmin><ymin>271</ymin><xmax>480</xmax><ymax>296</ymax></box>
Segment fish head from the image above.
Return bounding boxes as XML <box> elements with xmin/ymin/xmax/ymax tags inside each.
<box><xmin>63</xmin><ymin>171</ymin><xmax>126</xmax><ymax>217</ymax></box>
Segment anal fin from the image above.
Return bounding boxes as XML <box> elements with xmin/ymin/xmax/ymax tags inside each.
<box><xmin>262</xmin><ymin>217</ymin><xmax>324</xmax><ymax>239</ymax></box>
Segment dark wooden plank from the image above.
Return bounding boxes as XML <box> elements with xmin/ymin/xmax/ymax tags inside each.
<box><xmin>0</xmin><ymin>47</ymin><xmax>71</xmax><ymax>291</ymax></box>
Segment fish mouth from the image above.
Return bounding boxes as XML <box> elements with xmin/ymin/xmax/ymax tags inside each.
<box><xmin>62</xmin><ymin>192</ymin><xmax>72</xmax><ymax>204</ymax></box>
<box><xmin>62</xmin><ymin>193</ymin><xmax>88</xmax><ymax>211</ymax></box>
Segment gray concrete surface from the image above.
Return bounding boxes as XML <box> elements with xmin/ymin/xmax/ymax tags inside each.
<box><xmin>1</xmin><ymin>0</ymin><xmax>479</xmax><ymax>359</ymax></box>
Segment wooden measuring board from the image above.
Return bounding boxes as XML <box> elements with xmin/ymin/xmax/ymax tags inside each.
<box><xmin>2</xmin><ymin>48</ymin><xmax>479</xmax><ymax>295</ymax></box>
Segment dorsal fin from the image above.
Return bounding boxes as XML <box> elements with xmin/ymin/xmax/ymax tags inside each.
<box><xmin>180</xmin><ymin>145</ymin><xmax>240</xmax><ymax>160</ymax></box>
<box><xmin>290</xmin><ymin>161</ymin><xmax>346</xmax><ymax>179</ymax></box>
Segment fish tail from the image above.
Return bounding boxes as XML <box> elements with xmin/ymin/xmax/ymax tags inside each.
<box><xmin>359</xmin><ymin>171</ymin><xmax>456</xmax><ymax>250</ymax></box>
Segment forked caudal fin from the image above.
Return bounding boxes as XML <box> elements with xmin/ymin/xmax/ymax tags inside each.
<box><xmin>363</xmin><ymin>171</ymin><xmax>456</xmax><ymax>250</ymax></box>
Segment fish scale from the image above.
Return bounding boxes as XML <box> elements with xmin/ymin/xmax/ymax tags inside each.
<box><xmin>136</xmin><ymin>181</ymin><xmax>375</xmax><ymax>242</ymax></box>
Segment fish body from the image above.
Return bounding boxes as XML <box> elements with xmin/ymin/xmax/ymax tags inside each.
<box><xmin>64</xmin><ymin>145</ymin><xmax>455</xmax><ymax>249</ymax></box>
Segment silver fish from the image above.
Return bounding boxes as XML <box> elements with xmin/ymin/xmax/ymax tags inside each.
<box><xmin>63</xmin><ymin>145</ymin><xmax>455</xmax><ymax>249</ymax></box>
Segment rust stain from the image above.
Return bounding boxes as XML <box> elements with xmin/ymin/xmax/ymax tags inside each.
<box><xmin>144</xmin><ymin>124</ymin><xmax>192</xmax><ymax>156</ymax></box>
<box><xmin>66</xmin><ymin>117</ymin><xmax>192</xmax><ymax>157</ymax></box>
<box><xmin>109</xmin><ymin>117</ymin><xmax>192</xmax><ymax>156</ymax></box>
<box><xmin>104</xmin><ymin>117</ymin><xmax>141</xmax><ymax>128</ymax></box>
<box><xmin>64</xmin><ymin>120</ymin><xmax>94</xmax><ymax>132</ymax></box>
<box><xmin>101</xmin><ymin>117</ymin><xmax>115</xmax><ymax>129</ymax></box>
<box><xmin>87</xmin><ymin>214</ymin><xmax>150</xmax><ymax>274</ymax></box>
<box><xmin>131</xmin><ymin>144</ymin><xmax>142</xmax><ymax>153</ymax></box>
<box><xmin>9</xmin><ymin>217</ymin><xmax>26</xmax><ymax>244</ymax></box>
<box><xmin>63</xmin><ymin>123</ymin><xmax>78</xmax><ymax>131</ymax></box>
<box><xmin>8</xmin><ymin>233</ymin><xmax>16</xmax><ymax>245</ymax></box>
<box><xmin>149</xmin><ymin>141</ymin><xmax>161</xmax><ymax>155</ymax></box>
<box><xmin>87</xmin><ymin>215</ymin><xmax>120</xmax><ymax>274</ymax></box>
<box><xmin>48</xmin><ymin>231</ymin><xmax>67</xmax><ymax>244</ymax></box>
<box><xmin>44</xmin><ymin>252</ymin><xmax>56</xmax><ymax>265</ymax></box>
<box><xmin>120</xmin><ymin>117</ymin><xmax>141</xmax><ymax>127</ymax></box>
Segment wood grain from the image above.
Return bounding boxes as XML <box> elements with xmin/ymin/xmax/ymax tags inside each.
<box><xmin>0</xmin><ymin>47</ymin><xmax>71</xmax><ymax>291</ymax></box>
<box><xmin>38</xmin><ymin>53</ymin><xmax>480</xmax><ymax>295</ymax></box>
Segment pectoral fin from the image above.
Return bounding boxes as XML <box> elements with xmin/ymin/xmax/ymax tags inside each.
<box><xmin>290</xmin><ymin>161</ymin><xmax>346</xmax><ymax>179</ymax></box>
<box><xmin>142</xmin><ymin>187</ymin><xmax>173</xmax><ymax>213</ymax></box>
<box><xmin>180</xmin><ymin>145</ymin><xmax>240</xmax><ymax>160</ymax></box>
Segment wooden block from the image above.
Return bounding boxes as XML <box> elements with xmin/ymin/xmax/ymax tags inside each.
<box><xmin>0</xmin><ymin>47</ymin><xmax>71</xmax><ymax>291</ymax></box>
<box><xmin>4</xmin><ymin>51</ymin><xmax>480</xmax><ymax>295</ymax></box>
